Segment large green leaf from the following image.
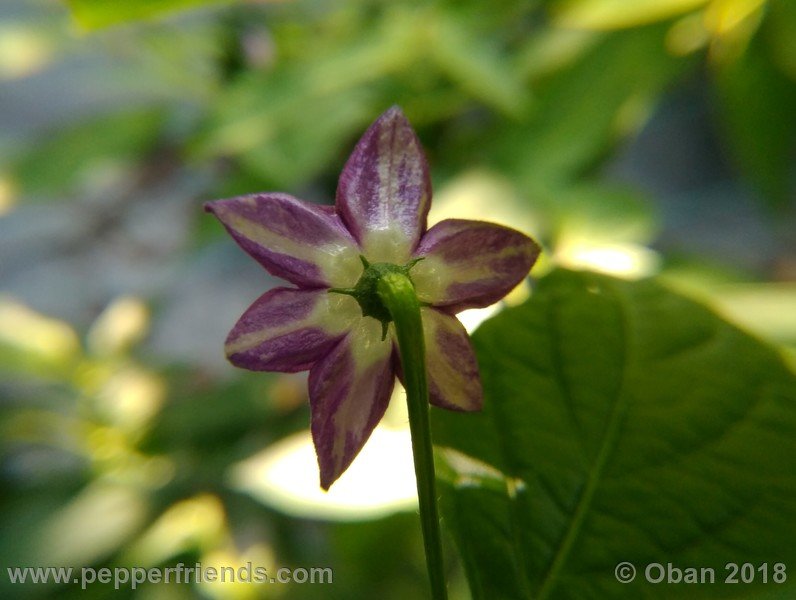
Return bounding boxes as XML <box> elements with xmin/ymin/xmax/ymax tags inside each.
<box><xmin>433</xmin><ymin>269</ymin><xmax>796</xmax><ymax>599</ymax></box>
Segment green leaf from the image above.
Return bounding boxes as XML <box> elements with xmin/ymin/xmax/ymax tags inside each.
<box><xmin>767</xmin><ymin>0</ymin><xmax>796</xmax><ymax>80</ymax></box>
<box><xmin>493</xmin><ymin>26</ymin><xmax>692</xmax><ymax>188</ymax></box>
<box><xmin>198</xmin><ymin>67</ymin><xmax>376</xmax><ymax>187</ymax></box>
<box><xmin>715</xmin><ymin>21</ymin><xmax>796</xmax><ymax>209</ymax></box>
<box><xmin>553</xmin><ymin>0</ymin><xmax>708</xmax><ymax>30</ymax></box>
<box><xmin>711</xmin><ymin>283</ymin><xmax>796</xmax><ymax>348</ymax></box>
<box><xmin>66</xmin><ymin>0</ymin><xmax>235</xmax><ymax>29</ymax></box>
<box><xmin>430</xmin><ymin>10</ymin><xmax>530</xmax><ymax>117</ymax></box>
<box><xmin>432</xmin><ymin>269</ymin><xmax>796</xmax><ymax>599</ymax></box>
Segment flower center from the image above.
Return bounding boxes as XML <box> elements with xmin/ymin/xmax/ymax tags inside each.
<box><xmin>329</xmin><ymin>256</ymin><xmax>423</xmax><ymax>340</ymax></box>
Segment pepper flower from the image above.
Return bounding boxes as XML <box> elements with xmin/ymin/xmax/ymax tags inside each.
<box><xmin>206</xmin><ymin>107</ymin><xmax>540</xmax><ymax>489</ymax></box>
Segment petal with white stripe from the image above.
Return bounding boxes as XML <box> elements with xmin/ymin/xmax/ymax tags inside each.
<box><xmin>206</xmin><ymin>193</ymin><xmax>363</xmax><ymax>289</ymax></box>
<box><xmin>225</xmin><ymin>288</ymin><xmax>360</xmax><ymax>373</ymax></box>
<box><xmin>308</xmin><ymin>317</ymin><xmax>396</xmax><ymax>489</ymax></box>
<box><xmin>336</xmin><ymin>106</ymin><xmax>431</xmax><ymax>264</ymax></box>
<box><xmin>412</xmin><ymin>219</ymin><xmax>540</xmax><ymax>312</ymax></box>
<box><xmin>422</xmin><ymin>307</ymin><xmax>482</xmax><ymax>412</ymax></box>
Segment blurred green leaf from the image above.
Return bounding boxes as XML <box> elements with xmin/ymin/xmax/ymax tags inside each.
<box><xmin>143</xmin><ymin>369</ymin><xmax>276</xmax><ymax>454</ymax></box>
<box><xmin>517</xmin><ymin>28</ymin><xmax>599</xmax><ymax>80</ymax></box>
<box><xmin>715</xmin><ymin>17</ymin><xmax>796</xmax><ymax>209</ymax></box>
<box><xmin>430</xmin><ymin>10</ymin><xmax>530</xmax><ymax>117</ymax></box>
<box><xmin>493</xmin><ymin>26</ymin><xmax>691</xmax><ymax>188</ymax></box>
<box><xmin>66</xmin><ymin>0</ymin><xmax>236</xmax><ymax>29</ymax></box>
<box><xmin>0</xmin><ymin>298</ymin><xmax>81</xmax><ymax>379</ymax></box>
<box><xmin>767</xmin><ymin>0</ymin><xmax>796</xmax><ymax>80</ymax></box>
<box><xmin>199</xmin><ymin>5</ymin><xmax>430</xmax><ymax>187</ymax></box>
<box><xmin>198</xmin><ymin>4</ymin><xmax>540</xmax><ymax>186</ymax></box>
<box><xmin>0</xmin><ymin>483</ymin><xmax>87</xmax><ymax>597</ymax></box>
<box><xmin>433</xmin><ymin>269</ymin><xmax>796</xmax><ymax>599</ymax></box>
<box><xmin>198</xmin><ymin>67</ymin><xmax>375</xmax><ymax>187</ymax></box>
<box><xmin>553</xmin><ymin>0</ymin><xmax>708</xmax><ymax>30</ymax></box>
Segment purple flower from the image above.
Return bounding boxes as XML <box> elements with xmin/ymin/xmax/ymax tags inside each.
<box><xmin>206</xmin><ymin>107</ymin><xmax>540</xmax><ymax>489</ymax></box>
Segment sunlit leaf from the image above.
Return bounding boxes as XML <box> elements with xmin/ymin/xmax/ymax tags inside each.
<box><xmin>711</xmin><ymin>283</ymin><xmax>796</xmax><ymax>347</ymax></box>
<box><xmin>37</xmin><ymin>482</ymin><xmax>147</xmax><ymax>567</ymax></box>
<box><xmin>66</xmin><ymin>0</ymin><xmax>238</xmax><ymax>29</ymax></box>
<box><xmin>433</xmin><ymin>269</ymin><xmax>796</xmax><ymax>599</ymax></box>
<box><xmin>0</xmin><ymin>297</ymin><xmax>81</xmax><ymax>378</ymax></box>
<box><xmin>554</xmin><ymin>0</ymin><xmax>709</xmax><ymax>30</ymax></box>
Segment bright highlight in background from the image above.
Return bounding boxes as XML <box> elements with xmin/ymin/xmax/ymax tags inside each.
<box><xmin>229</xmin><ymin>427</ymin><xmax>417</xmax><ymax>521</ymax></box>
<box><xmin>556</xmin><ymin>241</ymin><xmax>660</xmax><ymax>279</ymax></box>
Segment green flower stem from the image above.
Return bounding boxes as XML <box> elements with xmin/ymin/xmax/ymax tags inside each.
<box><xmin>377</xmin><ymin>272</ymin><xmax>447</xmax><ymax>600</ymax></box>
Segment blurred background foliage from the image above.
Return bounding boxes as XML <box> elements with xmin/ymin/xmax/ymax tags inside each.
<box><xmin>1</xmin><ymin>0</ymin><xmax>795</xmax><ymax>598</ymax></box>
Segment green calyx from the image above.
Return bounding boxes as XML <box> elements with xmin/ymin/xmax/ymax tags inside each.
<box><xmin>329</xmin><ymin>255</ymin><xmax>424</xmax><ymax>340</ymax></box>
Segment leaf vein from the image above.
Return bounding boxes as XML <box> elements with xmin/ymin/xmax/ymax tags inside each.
<box><xmin>534</xmin><ymin>279</ymin><xmax>632</xmax><ymax>599</ymax></box>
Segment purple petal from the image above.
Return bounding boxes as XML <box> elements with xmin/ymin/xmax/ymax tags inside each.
<box><xmin>308</xmin><ymin>320</ymin><xmax>395</xmax><ymax>489</ymax></box>
<box><xmin>225</xmin><ymin>288</ymin><xmax>359</xmax><ymax>373</ymax></box>
<box><xmin>412</xmin><ymin>219</ymin><xmax>541</xmax><ymax>312</ymax></box>
<box><xmin>422</xmin><ymin>308</ymin><xmax>482</xmax><ymax>412</ymax></box>
<box><xmin>206</xmin><ymin>193</ymin><xmax>362</xmax><ymax>288</ymax></box>
<box><xmin>336</xmin><ymin>106</ymin><xmax>431</xmax><ymax>262</ymax></box>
